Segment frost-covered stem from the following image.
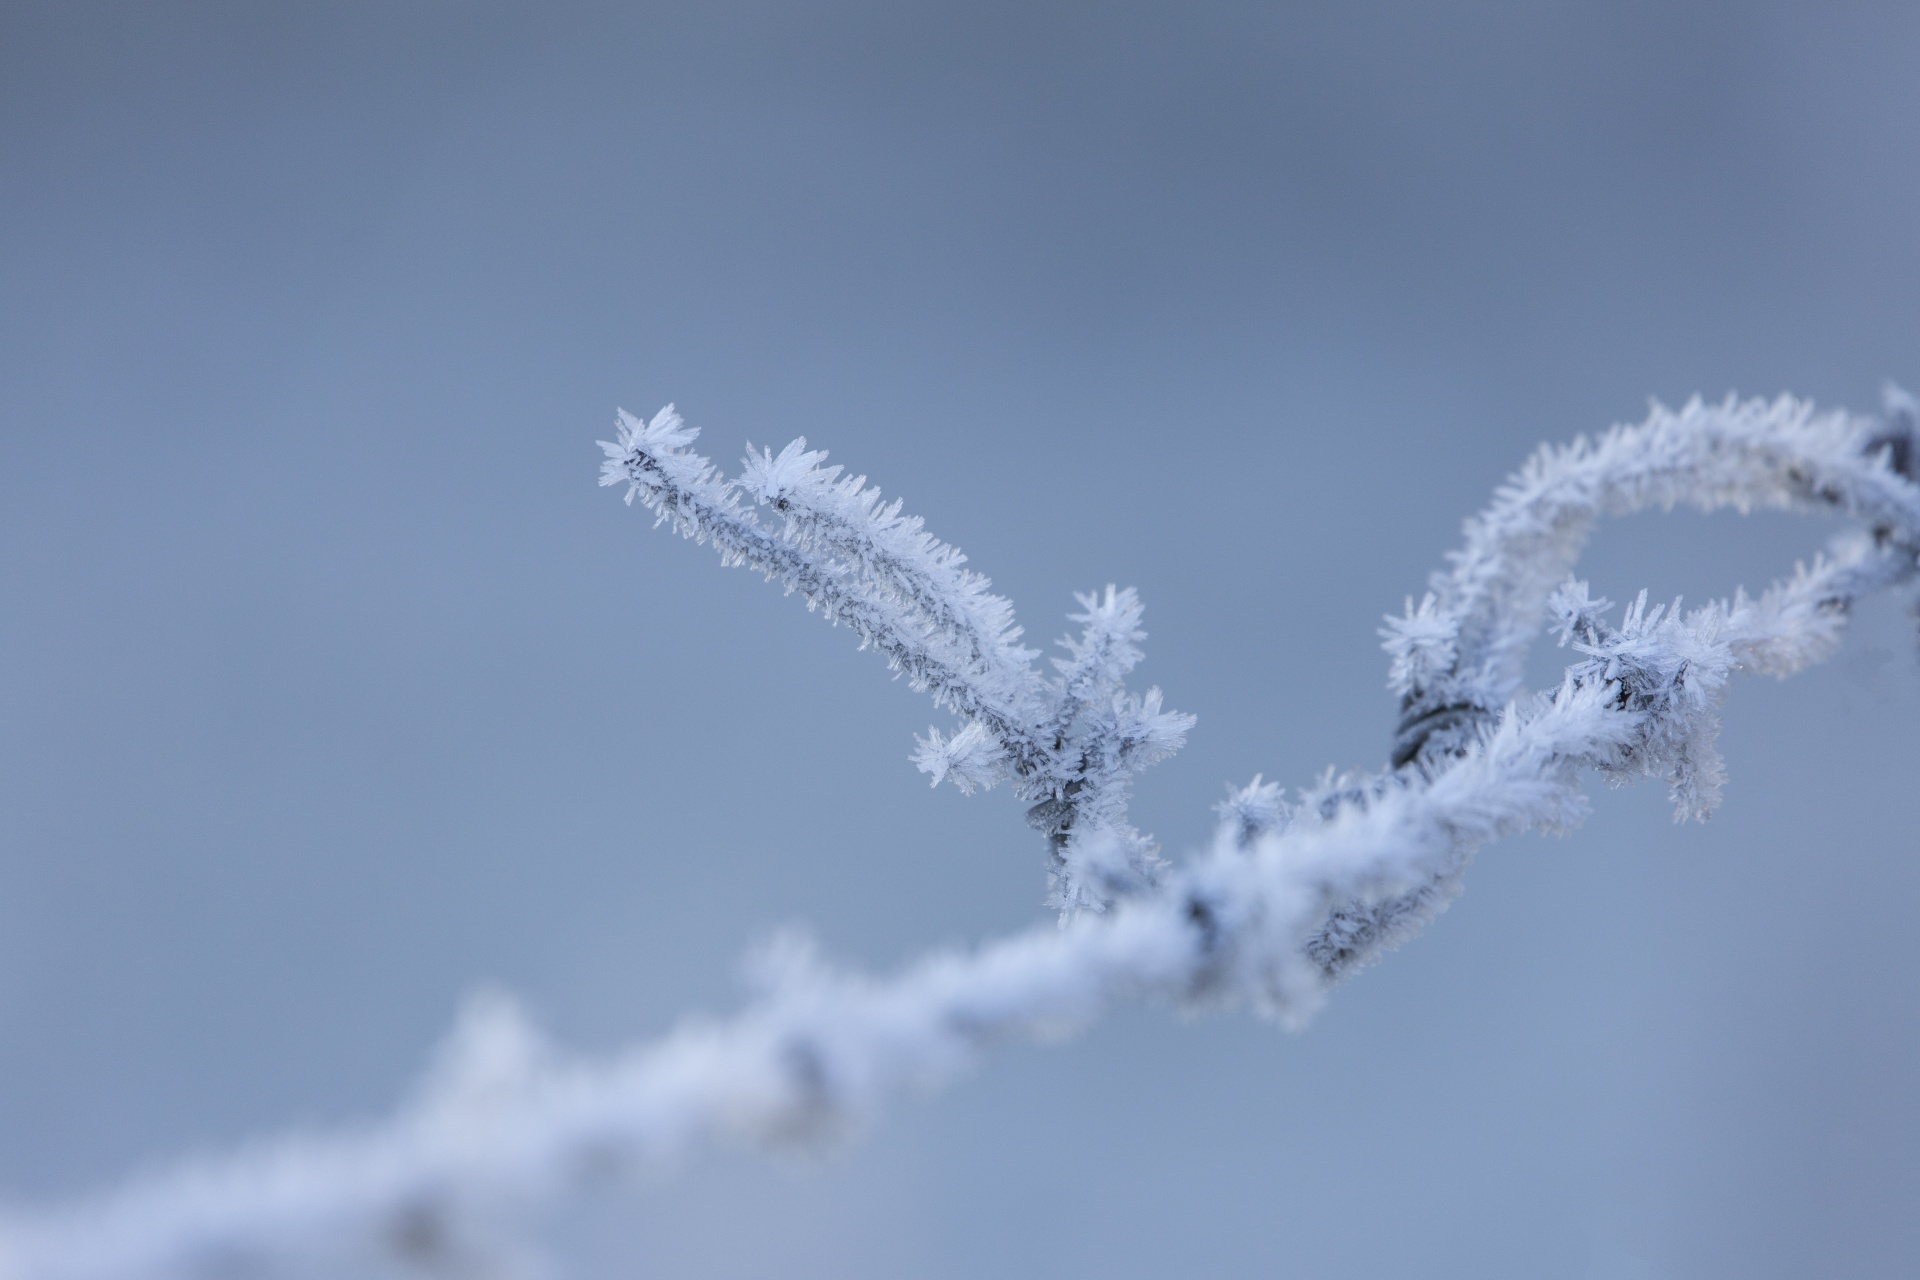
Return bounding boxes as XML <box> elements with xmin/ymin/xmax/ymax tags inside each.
<box><xmin>1032</xmin><ymin>588</ymin><xmax>1192</xmax><ymax>915</ymax></box>
<box><xmin>1389</xmin><ymin>393</ymin><xmax>1920</xmax><ymax>768</ymax></box>
<box><xmin>739</xmin><ymin>439</ymin><xmax>1040</xmax><ymax>704</ymax></box>
<box><xmin>2</xmin><ymin>391</ymin><xmax>1915</xmax><ymax>1280</ymax></box>
<box><xmin>606</xmin><ymin>409</ymin><xmax>1190</xmax><ymax>916</ymax></box>
<box><xmin>740</xmin><ymin>451</ymin><xmax>1185</xmax><ymax>906</ymax></box>
<box><xmin>1331</xmin><ymin>392</ymin><xmax>1920</xmax><ymax>979</ymax></box>
<box><xmin>601</xmin><ymin>409</ymin><xmax>1053</xmax><ymax>778</ymax></box>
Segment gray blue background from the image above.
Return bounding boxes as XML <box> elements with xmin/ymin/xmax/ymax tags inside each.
<box><xmin>3</xmin><ymin>4</ymin><xmax>1918</xmax><ymax>1277</ymax></box>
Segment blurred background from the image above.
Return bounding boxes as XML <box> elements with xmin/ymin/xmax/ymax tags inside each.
<box><xmin>3</xmin><ymin>3</ymin><xmax>1917</xmax><ymax>1276</ymax></box>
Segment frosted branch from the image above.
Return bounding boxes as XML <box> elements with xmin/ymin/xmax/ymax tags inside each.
<box><xmin>600</xmin><ymin>407</ymin><xmax>1188</xmax><ymax>915</ymax></box>
<box><xmin>3</xmin><ymin>390</ymin><xmax>1915</xmax><ymax>1280</ymax></box>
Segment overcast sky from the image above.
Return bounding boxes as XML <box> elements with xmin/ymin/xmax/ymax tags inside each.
<box><xmin>3</xmin><ymin>4</ymin><xmax>1918</xmax><ymax>1277</ymax></box>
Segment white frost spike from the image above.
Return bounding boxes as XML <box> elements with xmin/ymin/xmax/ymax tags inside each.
<box><xmin>1381</xmin><ymin>592</ymin><xmax>1459</xmax><ymax>696</ymax></box>
<box><xmin>1052</xmin><ymin>585</ymin><xmax>1147</xmax><ymax>716</ymax></box>
<box><xmin>1111</xmin><ymin>687</ymin><xmax>1194</xmax><ymax>772</ymax></box>
<box><xmin>1560</xmin><ymin>588</ymin><xmax>1736</xmax><ymax>821</ymax></box>
<box><xmin>736</xmin><ymin>437</ymin><xmax>827</xmax><ymax>507</ymax></box>
<box><xmin>1216</xmin><ymin>776</ymin><xmax>1292</xmax><ymax>848</ymax></box>
<box><xmin>597</xmin><ymin>404</ymin><xmax>703</xmax><ymax>506</ymax></box>
<box><xmin>912</xmin><ymin>720</ymin><xmax>1007</xmax><ymax>794</ymax></box>
<box><xmin>1545</xmin><ymin>580</ymin><xmax>1613</xmax><ymax>648</ymax></box>
<box><xmin>1</xmin><ymin>389</ymin><xmax>1915</xmax><ymax>1280</ymax></box>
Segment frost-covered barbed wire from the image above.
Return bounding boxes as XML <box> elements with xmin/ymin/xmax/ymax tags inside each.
<box><xmin>1</xmin><ymin>390</ymin><xmax>1914</xmax><ymax>1280</ymax></box>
